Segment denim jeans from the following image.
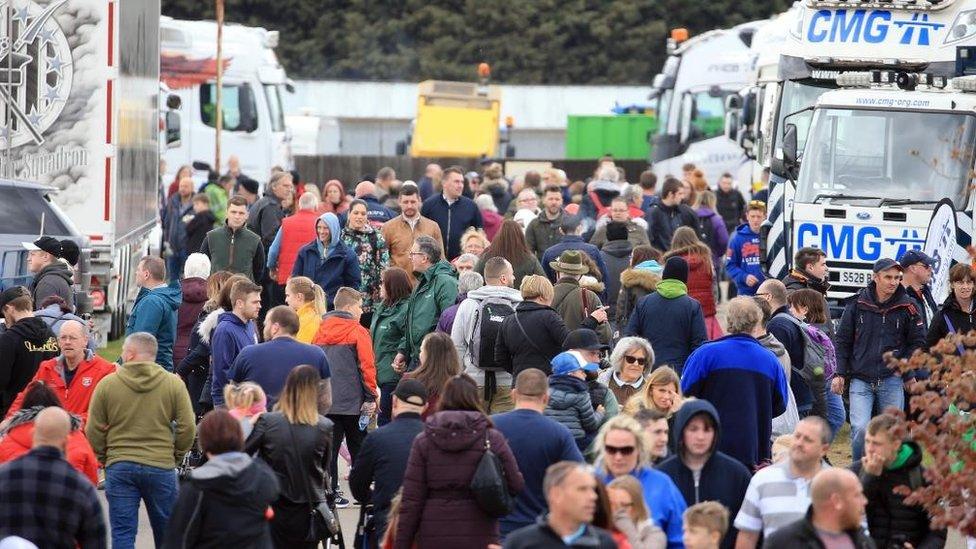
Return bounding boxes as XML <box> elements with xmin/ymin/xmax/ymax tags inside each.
<box><xmin>849</xmin><ymin>376</ymin><xmax>904</xmax><ymax>462</ymax></box>
<box><xmin>105</xmin><ymin>461</ymin><xmax>178</xmax><ymax>549</ymax></box>
<box><xmin>825</xmin><ymin>384</ymin><xmax>846</xmax><ymax>442</ymax></box>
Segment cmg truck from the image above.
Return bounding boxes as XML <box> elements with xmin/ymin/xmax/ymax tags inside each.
<box><xmin>727</xmin><ymin>0</ymin><xmax>976</xmax><ymax>301</ymax></box>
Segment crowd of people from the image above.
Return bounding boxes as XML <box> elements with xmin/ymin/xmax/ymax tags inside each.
<box><xmin>0</xmin><ymin>156</ymin><xmax>957</xmax><ymax>549</ymax></box>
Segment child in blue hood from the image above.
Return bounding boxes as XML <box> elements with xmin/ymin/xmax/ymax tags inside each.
<box><xmin>291</xmin><ymin>212</ymin><xmax>361</xmax><ymax>308</ymax></box>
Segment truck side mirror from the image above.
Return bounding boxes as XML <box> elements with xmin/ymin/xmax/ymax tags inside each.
<box><xmin>239</xmin><ymin>84</ymin><xmax>259</xmax><ymax>133</ymax></box>
<box><xmin>724</xmin><ymin>110</ymin><xmax>740</xmax><ymax>141</ymax></box>
<box><xmin>165</xmin><ymin>112</ymin><xmax>181</xmax><ymax>149</ymax></box>
<box><xmin>782</xmin><ymin>123</ymin><xmax>798</xmax><ymax>166</ymax></box>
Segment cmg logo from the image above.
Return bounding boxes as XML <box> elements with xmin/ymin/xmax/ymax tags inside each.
<box><xmin>807</xmin><ymin>10</ymin><xmax>945</xmax><ymax>45</ymax></box>
<box><xmin>797</xmin><ymin>223</ymin><xmax>924</xmax><ymax>261</ymax></box>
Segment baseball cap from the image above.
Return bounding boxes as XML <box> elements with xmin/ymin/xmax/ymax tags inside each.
<box><xmin>393</xmin><ymin>378</ymin><xmax>428</xmax><ymax>407</ymax></box>
<box><xmin>551</xmin><ymin>351</ymin><xmax>600</xmax><ymax>376</ymax></box>
<box><xmin>899</xmin><ymin>249</ymin><xmax>936</xmax><ymax>269</ymax></box>
<box><xmin>562</xmin><ymin>328</ymin><xmax>608</xmax><ymax>352</ymax></box>
<box><xmin>873</xmin><ymin>258</ymin><xmax>904</xmax><ymax>273</ymax></box>
<box><xmin>0</xmin><ymin>286</ymin><xmax>30</xmax><ymax>310</ymax></box>
<box><xmin>60</xmin><ymin>239</ymin><xmax>80</xmax><ymax>267</ymax></box>
<box><xmin>22</xmin><ymin>236</ymin><xmax>62</xmax><ymax>258</ymax></box>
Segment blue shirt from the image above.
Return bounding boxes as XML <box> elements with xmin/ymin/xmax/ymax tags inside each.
<box><xmin>492</xmin><ymin>408</ymin><xmax>583</xmax><ymax>538</ymax></box>
<box><xmin>229</xmin><ymin>337</ymin><xmax>331</xmax><ymax>409</ymax></box>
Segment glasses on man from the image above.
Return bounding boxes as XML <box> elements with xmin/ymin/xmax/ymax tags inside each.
<box><xmin>604</xmin><ymin>444</ymin><xmax>636</xmax><ymax>456</ymax></box>
<box><xmin>623</xmin><ymin>355</ymin><xmax>646</xmax><ymax>366</ymax></box>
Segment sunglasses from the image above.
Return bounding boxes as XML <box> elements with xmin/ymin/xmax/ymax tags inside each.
<box><xmin>604</xmin><ymin>444</ymin><xmax>636</xmax><ymax>456</ymax></box>
<box><xmin>623</xmin><ymin>355</ymin><xmax>646</xmax><ymax>366</ymax></box>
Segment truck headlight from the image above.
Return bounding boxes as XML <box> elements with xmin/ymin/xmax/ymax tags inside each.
<box><xmin>945</xmin><ymin>10</ymin><xmax>976</xmax><ymax>45</ymax></box>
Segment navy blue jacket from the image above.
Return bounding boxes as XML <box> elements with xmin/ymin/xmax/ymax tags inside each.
<box><xmin>359</xmin><ymin>193</ymin><xmax>396</xmax><ymax>227</ymax></box>
<box><xmin>657</xmin><ymin>400</ymin><xmax>752</xmax><ymax>549</ymax></box>
<box><xmin>210</xmin><ymin>312</ymin><xmax>258</xmax><ymax>407</ymax></box>
<box><xmin>836</xmin><ymin>282</ymin><xmax>926</xmax><ymax>383</ymax></box>
<box><xmin>767</xmin><ymin>306</ymin><xmax>813</xmax><ymax>412</ymax></box>
<box><xmin>348</xmin><ymin>412</ymin><xmax>425</xmax><ymax>543</ymax></box>
<box><xmin>420</xmin><ymin>194</ymin><xmax>483</xmax><ymax>260</ymax></box>
<box><xmin>681</xmin><ymin>333</ymin><xmax>789</xmax><ymax>468</ymax></box>
<box><xmin>541</xmin><ymin>236</ymin><xmax>611</xmax><ymax>301</ymax></box>
<box><xmin>493</xmin><ymin>409</ymin><xmax>584</xmax><ymax>538</ymax></box>
<box><xmin>291</xmin><ymin>239</ymin><xmax>361</xmax><ymax>309</ymax></box>
<box><xmin>229</xmin><ymin>337</ymin><xmax>331</xmax><ymax>410</ymax></box>
<box><xmin>623</xmin><ymin>280</ymin><xmax>707</xmax><ymax>374</ymax></box>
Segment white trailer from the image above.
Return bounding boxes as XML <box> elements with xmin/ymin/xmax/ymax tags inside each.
<box><xmin>0</xmin><ymin>0</ymin><xmax>161</xmax><ymax>343</ymax></box>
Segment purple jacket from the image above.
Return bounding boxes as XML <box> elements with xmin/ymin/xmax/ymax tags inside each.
<box><xmin>395</xmin><ymin>410</ymin><xmax>524</xmax><ymax>549</ymax></box>
<box><xmin>696</xmin><ymin>207</ymin><xmax>730</xmax><ymax>263</ymax></box>
<box><xmin>436</xmin><ymin>293</ymin><xmax>467</xmax><ymax>334</ymax></box>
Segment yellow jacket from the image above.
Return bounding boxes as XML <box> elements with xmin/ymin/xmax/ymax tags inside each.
<box><xmin>296</xmin><ymin>302</ymin><xmax>323</xmax><ymax>344</ymax></box>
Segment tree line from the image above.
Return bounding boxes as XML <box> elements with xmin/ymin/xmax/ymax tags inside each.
<box><xmin>162</xmin><ymin>0</ymin><xmax>790</xmax><ymax>84</ymax></box>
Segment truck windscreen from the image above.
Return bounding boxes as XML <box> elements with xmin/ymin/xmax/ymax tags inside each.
<box><xmin>795</xmin><ymin>108</ymin><xmax>975</xmax><ymax>210</ymax></box>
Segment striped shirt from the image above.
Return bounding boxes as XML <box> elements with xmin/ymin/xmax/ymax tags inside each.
<box><xmin>733</xmin><ymin>459</ymin><xmax>826</xmax><ymax>538</ymax></box>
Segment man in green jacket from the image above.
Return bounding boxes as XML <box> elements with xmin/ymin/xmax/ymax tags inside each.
<box><xmin>201</xmin><ymin>196</ymin><xmax>265</xmax><ymax>282</ymax></box>
<box><xmin>85</xmin><ymin>332</ymin><xmax>195</xmax><ymax>548</ymax></box>
<box><xmin>525</xmin><ymin>185</ymin><xmax>564</xmax><ymax>261</ymax></box>
<box><xmin>393</xmin><ymin>235</ymin><xmax>458</xmax><ymax>370</ymax></box>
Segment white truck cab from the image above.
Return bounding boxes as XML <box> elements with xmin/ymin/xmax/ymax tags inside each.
<box><xmin>650</xmin><ymin>21</ymin><xmax>766</xmax><ymax>191</ymax></box>
<box><xmin>730</xmin><ymin>0</ymin><xmax>976</xmax><ymax>283</ymax></box>
<box><xmin>160</xmin><ymin>17</ymin><xmax>293</xmax><ymax>186</ymax></box>
<box><xmin>783</xmin><ymin>71</ymin><xmax>976</xmax><ymax>300</ymax></box>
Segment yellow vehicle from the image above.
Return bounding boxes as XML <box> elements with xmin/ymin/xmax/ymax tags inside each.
<box><xmin>403</xmin><ymin>64</ymin><xmax>508</xmax><ymax>158</ymax></box>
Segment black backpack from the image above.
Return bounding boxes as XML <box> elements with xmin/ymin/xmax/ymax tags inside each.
<box><xmin>697</xmin><ymin>211</ymin><xmax>717</xmax><ymax>249</ymax></box>
<box><xmin>469</xmin><ymin>297</ymin><xmax>517</xmax><ymax>372</ymax></box>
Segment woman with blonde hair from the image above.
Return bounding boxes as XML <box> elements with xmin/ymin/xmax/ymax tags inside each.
<box><xmin>285</xmin><ymin>276</ymin><xmax>327</xmax><ymax>343</ymax></box>
<box><xmin>223</xmin><ymin>381</ymin><xmax>267</xmax><ymax>438</ymax></box>
<box><xmin>245</xmin><ymin>365</ymin><xmax>333</xmax><ymax>549</ymax></box>
<box><xmin>594</xmin><ymin>415</ymin><xmax>686</xmax><ymax>547</ymax></box>
<box><xmin>664</xmin><ymin>227</ymin><xmax>722</xmax><ymax>339</ymax></box>
<box><xmin>461</xmin><ymin>227</ymin><xmax>490</xmax><ymax>257</ymax></box>
<box><xmin>624</xmin><ymin>365</ymin><xmax>682</xmax><ymax>453</ymax></box>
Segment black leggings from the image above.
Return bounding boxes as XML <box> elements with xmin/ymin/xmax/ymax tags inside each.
<box><xmin>327</xmin><ymin>414</ymin><xmax>366</xmax><ymax>492</ymax></box>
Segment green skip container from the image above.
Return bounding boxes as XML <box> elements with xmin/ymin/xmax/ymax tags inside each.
<box><xmin>565</xmin><ymin>114</ymin><xmax>657</xmax><ymax>160</ymax></box>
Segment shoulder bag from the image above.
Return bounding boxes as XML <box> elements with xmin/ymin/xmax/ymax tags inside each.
<box><xmin>469</xmin><ymin>431</ymin><xmax>515</xmax><ymax>518</ymax></box>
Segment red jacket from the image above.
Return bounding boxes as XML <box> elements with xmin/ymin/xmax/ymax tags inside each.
<box><xmin>275</xmin><ymin>209</ymin><xmax>319</xmax><ymax>284</ymax></box>
<box><xmin>0</xmin><ymin>410</ymin><xmax>100</xmax><ymax>484</ymax></box>
<box><xmin>5</xmin><ymin>354</ymin><xmax>116</xmax><ymax>424</ymax></box>
<box><xmin>682</xmin><ymin>252</ymin><xmax>717</xmax><ymax>317</ymax></box>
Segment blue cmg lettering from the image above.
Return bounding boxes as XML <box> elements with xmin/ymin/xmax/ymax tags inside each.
<box><xmin>796</xmin><ymin>223</ymin><xmax>882</xmax><ymax>261</ymax></box>
<box><xmin>808</xmin><ymin>9</ymin><xmax>891</xmax><ymax>44</ymax></box>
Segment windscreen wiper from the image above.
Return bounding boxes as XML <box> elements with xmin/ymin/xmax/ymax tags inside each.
<box><xmin>812</xmin><ymin>194</ymin><xmax>882</xmax><ymax>204</ymax></box>
<box><xmin>880</xmin><ymin>198</ymin><xmax>942</xmax><ymax>206</ymax></box>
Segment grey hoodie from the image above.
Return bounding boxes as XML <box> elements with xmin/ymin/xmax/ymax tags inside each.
<box><xmin>450</xmin><ymin>284</ymin><xmax>523</xmax><ymax>386</ymax></box>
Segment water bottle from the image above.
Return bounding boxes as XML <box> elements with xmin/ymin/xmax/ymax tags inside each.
<box><xmin>358</xmin><ymin>410</ymin><xmax>370</xmax><ymax>431</ymax></box>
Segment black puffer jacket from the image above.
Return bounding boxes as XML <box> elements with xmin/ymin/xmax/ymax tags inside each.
<box><xmin>163</xmin><ymin>453</ymin><xmax>280</xmax><ymax>549</ymax></box>
<box><xmin>495</xmin><ymin>301</ymin><xmax>599</xmax><ymax>377</ymax></box>
<box><xmin>925</xmin><ymin>293</ymin><xmax>975</xmax><ymax>350</ymax></box>
<box><xmin>851</xmin><ymin>441</ymin><xmax>946</xmax><ymax>549</ymax></box>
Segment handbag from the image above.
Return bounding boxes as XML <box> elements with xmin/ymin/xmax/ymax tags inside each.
<box><xmin>469</xmin><ymin>431</ymin><xmax>515</xmax><ymax>518</ymax></box>
<box><xmin>283</xmin><ymin>418</ymin><xmax>341</xmax><ymax>541</ymax></box>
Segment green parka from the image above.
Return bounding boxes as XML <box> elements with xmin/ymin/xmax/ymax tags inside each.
<box><xmin>371</xmin><ymin>299</ymin><xmax>409</xmax><ymax>385</ymax></box>
<box><xmin>397</xmin><ymin>260</ymin><xmax>459</xmax><ymax>363</ymax></box>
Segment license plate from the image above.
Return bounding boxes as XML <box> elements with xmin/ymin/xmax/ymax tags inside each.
<box><xmin>836</xmin><ymin>269</ymin><xmax>871</xmax><ymax>286</ymax></box>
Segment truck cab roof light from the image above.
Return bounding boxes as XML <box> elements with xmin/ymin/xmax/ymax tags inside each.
<box><xmin>805</xmin><ymin>0</ymin><xmax>954</xmax><ymax>11</ymax></box>
<box><xmin>950</xmin><ymin>75</ymin><xmax>976</xmax><ymax>92</ymax></box>
<box><xmin>836</xmin><ymin>72</ymin><xmax>875</xmax><ymax>87</ymax></box>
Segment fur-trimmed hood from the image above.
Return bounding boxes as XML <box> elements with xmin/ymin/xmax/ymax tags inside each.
<box><xmin>578</xmin><ymin>276</ymin><xmax>606</xmax><ymax>294</ymax></box>
<box><xmin>198</xmin><ymin>307</ymin><xmax>226</xmax><ymax>345</ymax></box>
<box><xmin>1</xmin><ymin>405</ymin><xmax>83</xmax><ymax>435</ymax></box>
<box><xmin>620</xmin><ymin>268</ymin><xmax>660</xmax><ymax>292</ymax></box>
